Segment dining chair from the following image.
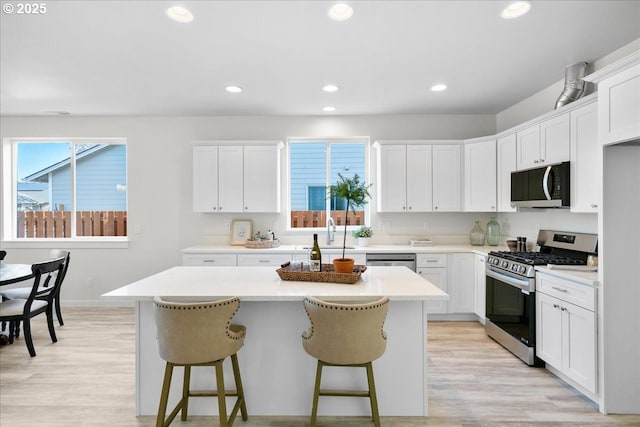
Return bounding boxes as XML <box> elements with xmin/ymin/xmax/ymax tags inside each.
<box><xmin>301</xmin><ymin>296</ymin><xmax>389</xmax><ymax>427</ymax></box>
<box><xmin>1</xmin><ymin>249</ymin><xmax>70</xmax><ymax>329</ymax></box>
<box><xmin>0</xmin><ymin>257</ymin><xmax>65</xmax><ymax>357</ymax></box>
<box><xmin>0</xmin><ymin>250</ymin><xmax>6</xmax><ymax>261</ymax></box>
<box><xmin>153</xmin><ymin>296</ymin><xmax>248</xmax><ymax>427</ymax></box>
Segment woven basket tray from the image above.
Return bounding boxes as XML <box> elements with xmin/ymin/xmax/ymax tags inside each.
<box><xmin>276</xmin><ymin>263</ymin><xmax>366</xmax><ymax>285</ymax></box>
<box><xmin>245</xmin><ymin>239</ymin><xmax>280</xmax><ymax>249</ymax></box>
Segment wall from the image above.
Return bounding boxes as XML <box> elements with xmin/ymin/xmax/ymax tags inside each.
<box><xmin>497</xmin><ymin>38</ymin><xmax>640</xmax><ymax>132</ymax></box>
<box><xmin>1</xmin><ymin>113</ymin><xmax>497</xmax><ymax>305</ymax></box>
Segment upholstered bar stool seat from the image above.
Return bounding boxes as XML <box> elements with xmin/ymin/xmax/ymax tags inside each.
<box><xmin>153</xmin><ymin>296</ymin><xmax>248</xmax><ymax>427</ymax></box>
<box><xmin>302</xmin><ymin>296</ymin><xmax>390</xmax><ymax>427</ymax></box>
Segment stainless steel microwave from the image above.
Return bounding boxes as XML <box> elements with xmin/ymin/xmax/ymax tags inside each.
<box><xmin>510</xmin><ymin>161</ymin><xmax>570</xmax><ymax>208</ymax></box>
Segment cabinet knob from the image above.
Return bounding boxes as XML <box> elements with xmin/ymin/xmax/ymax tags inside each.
<box><xmin>540</xmin><ymin>158</ymin><xmax>545</xmax><ymax>163</ymax></box>
<box><xmin>534</xmin><ymin>160</ymin><xmax>539</xmax><ymax>164</ymax></box>
<box><xmin>553</xmin><ymin>304</ymin><xmax>560</xmax><ymax>309</ymax></box>
<box><xmin>434</xmin><ymin>206</ymin><xmax>438</xmax><ymax>210</ymax></box>
<box><xmin>219</xmin><ymin>207</ymin><xmax>223</xmax><ymax>210</ymax></box>
<box><xmin>408</xmin><ymin>206</ymin><xmax>412</xmax><ymax>210</ymax></box>
<box><xmin>213</xmin><ymin>207</ymin><xmax>217</xmax><ymax>211</ymax></box>
<box><xmin>245</xmin><ymin>207</ymin><xmax>248</xmax><ymax>210</ymax></box>
<box><xmin>561</xmin><ymin>307</ymin><xmax>568</xmax><ymax>312</ymax></box>
<box><xmin>403</xmin><ymin>206</ymin><xmax>406</xmax><ymax>210</ymax></box>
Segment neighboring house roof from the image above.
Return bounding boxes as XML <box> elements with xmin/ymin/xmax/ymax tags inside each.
<box><xmin>17</xmin><ymin>181</ymin><xmax>48</xmax><ymax>191</ymax></box>
<box><xmin>17</xmin><ymin>192</ymin><xmax>46</xmax><ymax>206</ymax></box>
<box><xmin>23</xmin><ymin>144</ymin><xmax>109</xmax><ymax>182</ymax></box>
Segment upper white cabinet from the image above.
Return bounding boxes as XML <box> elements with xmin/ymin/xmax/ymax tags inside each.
<box><xmin>193</xmin><ymin>141</ymin><xmax>282</xmax><ymax>213</ymax></box>
<box><xmin>464</xmin><ymin>139</ymin><xmax>496</xmax><ymax>212</ymax></box>
<box><xmin>517</xmin><ymin>113</ymin><xmax>570</xmax><ymax>170</ymax></box>
<box><xmin>375</xmin><ymin>141</ymin><xmax>461</xmax><ymax>212</ymax></box>
<box><xmin>432</xmin><ymin>144</ymin><xmax>462</xmax><ymax>211</ymax></box>
<box><xmin>570</xmin><ymin>101</ymin><xmax>600</xmax><ymax>213</ymax></box>
<box><xmin>376</xmin><ymin>144</ymin><xmax>432</xmax><ymax>212</ymax></box>
<box><xmin>584</xmin><ymin>51</ymin><xmax>640</xmax><ymax>146</ymax></box>
<box><xmin>496</xmin><ymin>134</ymin><xmax>517</xmax><ymax>212</ymax></box>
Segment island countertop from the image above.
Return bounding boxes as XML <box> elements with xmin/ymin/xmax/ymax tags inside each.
<box><xmin>102</xmin><ymin>265</ymin><xmax>448</xmax><ymax>302</ymax></box>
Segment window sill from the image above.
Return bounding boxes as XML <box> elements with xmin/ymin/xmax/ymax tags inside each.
<box><xmin>1</xmin><ymin>237</ymin><xmax>129</xmax><ymax>249</ymax></box>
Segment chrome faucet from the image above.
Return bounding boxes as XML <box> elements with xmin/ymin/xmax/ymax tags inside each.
<box><xmin>327</xmin><ymin>217</ymin><xmax>335</xmax><ymax>245</ymax></box>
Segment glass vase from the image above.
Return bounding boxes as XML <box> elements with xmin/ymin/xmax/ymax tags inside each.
<box><xmin>470</xmin><ymin>220</ymin><xmax>485</xmax><ymax>246</ymax></box>
<box><xmin>486</xmin><ymin>217</ymin><xmax>501</xmax><ymax>246</ymax></box>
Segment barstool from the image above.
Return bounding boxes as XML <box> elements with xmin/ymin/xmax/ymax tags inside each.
<box><xmin>153</xmin><ymin>296</ymin><xmax>248</xmax><ymax>427</ymax></box>
<box><xmin>301</xmin><ymin>296</ymin><xmax>390</xmax><ymax>427</ymax></box>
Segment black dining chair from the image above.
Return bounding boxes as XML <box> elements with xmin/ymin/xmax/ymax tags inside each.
<box><xmin>1</xmin><ymin>250</ymin><xmax>70</xmax><ymax>328</ymax></box>
<box><xmin>0</xmin><ymin>250</ymin><xmax>6</xmax><ymax>261</ymax></box>
<box><xmin>0</xmin><ymin>257</ymin><xmax>65</xmax><ymax>357</ymax></box>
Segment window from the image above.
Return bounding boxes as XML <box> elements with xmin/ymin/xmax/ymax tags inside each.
<box><xmin>289</xmin><ymin>138</ymin><xmax>368</xmax><ymax>229</ymax></box>
<box><xmin>2</xmin><ymin>138</ymin><xmax>127</xmax><ymax>239</ymax></box>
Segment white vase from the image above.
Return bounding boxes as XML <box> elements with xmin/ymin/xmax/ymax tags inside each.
<box><xmin>357</xmin><ymin>237</ymin><xmax>370</xmax><ymax>247</ymax></box>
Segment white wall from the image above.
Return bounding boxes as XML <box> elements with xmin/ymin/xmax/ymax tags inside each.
<box><xmin>497</xmin><ymin>38</ymin><xmax>640</xmax><ymax>132</ymax></box>
<box><xmin>1</xmin><ymin>114</ymin><xmax>498</xmax><ymax>305</ymax></box>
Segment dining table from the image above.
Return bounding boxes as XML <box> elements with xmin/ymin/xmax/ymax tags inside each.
<box><xmin>0</xmin><ymin>263</ymin><xmax>34</xmax><ymax>286</ymax></box>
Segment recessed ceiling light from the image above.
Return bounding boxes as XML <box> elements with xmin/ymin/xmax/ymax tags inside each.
<box><xmin>166</xmin><ymin>5</ymin><xmax>194</xmax><ymax>23</ymax></box>
<box><xmin>323</xmin><ymin>106</ymin><xmax>336</xmax><ymax>112</ymax></box>
<box><xmin>328</xmin><ymin>3</ymin><xmax>354</xmax><ymax>21</ymax></box>
<box><xmin>431</xmin><ymin>84</ymin><xmax>447</xmax><ymax>92</ymax></box>
<box><xmin>322</xmin><ymin>84</ymin><xmax>339</xmax><ymax>93</ymax></box>
<box><xmin>225</xmin><ymin>86</ymin><xmax>243</xmax><ymax>93</ymax></box>
<box><xmin>501</xmin><ymin>1</ymin><xmax>532</xmax><ymax>19</ymax></box>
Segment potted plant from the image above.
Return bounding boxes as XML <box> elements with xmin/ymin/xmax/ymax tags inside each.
<box><xmin>352</xmin><ymin>226</ymin><xmax>373</xmax><ymax>247</ymax></box>
<box><xmin>329</xmin><ymin>173</ymin><xmax>372</xmax><ymax>273</ymax></box>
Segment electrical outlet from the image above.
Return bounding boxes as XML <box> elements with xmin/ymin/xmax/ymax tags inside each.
<box><xmin>224</xmin><ymin>223</ymin><xmax>231</xmax><ymax>231</ymax></box>
<box><xmin>423</xmin><ymin>221</ymin><xmax>430</xmax><ymax>230</ymax></box>
<box><xmin>134</xmin><ymin>224</ymin><xmax>142</xmax><ymax>234</ymax></box>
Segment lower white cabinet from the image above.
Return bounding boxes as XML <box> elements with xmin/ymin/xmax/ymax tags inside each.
<box><xmin>182</xmin><ymin>253</ymin><xmax>238</xmax><ymax>266</ymax></box>
<box><xmin>536</xmin><ymin>272</ymin><xmax>597</xmax><ymax>394</ymax></box>
<box><xmin>416</xmin><ymin>253</ymin><xmax>448</xmax><ymax>314</ymax></box>
<box><xmin>449</xmin><ymin>253</ymin><xmax>475</xmax><ymax>313</ymax></box>
<box><xmin>474</xmin><ymin>254</ymin><xmax>486</xmax><ymax>322</ymax></box>
<box><xmin>237</xmin><ymin>253</ymin><xmax>294</xmax><ymax>266</ymax></box>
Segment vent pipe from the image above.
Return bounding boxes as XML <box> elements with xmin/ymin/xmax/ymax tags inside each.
<box><xmin>554</xmin><ymin>62</ymin><xmax>588</xmax><ymax>109</ymax></box>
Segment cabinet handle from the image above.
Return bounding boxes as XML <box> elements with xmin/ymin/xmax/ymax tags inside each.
<box><xmin>258</xmin><ymin>259</ymin><xmax>270</xmax><ymax>263</ymax></box>
<box><xmin>426</xmin><ymin>259</ymin><xmax>438</xmax><ymax>263</ymax></box>
<box><xmin>203</xmin><ymin>260</ymin><xmax>216</xmax><ymax>263</ymax></box>
<box><xmin>553</xmin><ymin>303</ymin><xmax>560</xmax><ymax>309</ymax></box>
<box><xmin>540</xmin><ymin>158</ymin><xmax>545</xmax><ymax>163</ymax></box>
<box><xmin>534</xmin><ymin>160</ymin><xmax>539</xmax><ymax>164</ymax></box>
<box><xmin>561</xmin><ymin>307</ymin><xmax>568</xmax><ymax>312</ymax></box>
<box><xmin>479</xmin><ymin>259</ymin><xmax>485</xmax><ymax>263</ymax></box>
<box><xmin>552</xmin><ymin>286</ymin><xmax>568</xmax><ymax>293</ymax></box>
<box><xmin>591</xmin><ymin>204</ymin><xmax>598</xmax><ymax>208</ymax></box>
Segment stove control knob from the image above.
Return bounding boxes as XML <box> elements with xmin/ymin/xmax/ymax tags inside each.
<box><xmin>512</xmin><ymin>264</ymin><xmax>519</xmax><ymax>271</ymax></box>
<box><xmin>519</xmin><ymin>266</ymin><xmax>526</xmax><ymax>274</ymax></box>
<box><xmin>501</xmin><ymin>260</ymin><xmax>509</xmax><ymax>268</ymax></box>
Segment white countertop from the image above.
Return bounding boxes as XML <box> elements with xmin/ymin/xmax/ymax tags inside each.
<box><xmin>182</xmin><ymin>244</ymin><xmax>503</xmax><ymax>256</ymax></box>
<box><xmin>102</xmin><ymin>265</ymin><xmax>449</xmax><ymax>302</ymax></box>
<box><xmin>535</xmin><ymin>266</ymin><xmax>600</xmax><ymax>286</ymax></box>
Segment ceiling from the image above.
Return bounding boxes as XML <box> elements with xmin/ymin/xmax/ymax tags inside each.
<box><xmin>1</xmin><ymin>1</ymin><xmax>639</xmax><ymax>117</ymax></box>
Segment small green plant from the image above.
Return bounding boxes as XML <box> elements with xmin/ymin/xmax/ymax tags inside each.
<box><xmin>329</xmin><ymin>173</ymin><xmax>372</xmax><ymax>259</ymax></box>
<box><xmin>351</xmin><ymin>226</ymin><xmax>373</xmax><ymax>238</ymax></box>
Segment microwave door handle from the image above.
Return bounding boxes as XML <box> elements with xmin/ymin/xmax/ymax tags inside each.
<box><xmin>543</xmin><ymin>166</ymin><xmax>553</xmax><ymax>200</ymax></box>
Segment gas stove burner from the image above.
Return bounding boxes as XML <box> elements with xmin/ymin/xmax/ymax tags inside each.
<box><xmin>488</xmin><ymin>251</ymin><xmax>587</xmax><ymax>266</ymax></box>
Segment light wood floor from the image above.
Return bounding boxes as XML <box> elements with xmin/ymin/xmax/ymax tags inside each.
<box><xmin>1</xmin><ymin>308</ymin><xmax>639</xmax><ymax>426</ymax></box>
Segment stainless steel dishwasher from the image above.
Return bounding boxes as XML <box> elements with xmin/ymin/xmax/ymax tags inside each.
<box><xmin>366</xmin><ymin>253</ymin><xmax>416</xmax><ymax>272</ymax></box>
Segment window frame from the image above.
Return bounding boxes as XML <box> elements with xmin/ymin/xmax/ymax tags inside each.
<box><xmin>286</xmin><ymin>136</ymin><xmax>370</xmax><ymax>232</ymax></box>
<box><xmin>1</xmin><ymin>137</ymin><xmax>129</xmax><ymax>247</ymax></box>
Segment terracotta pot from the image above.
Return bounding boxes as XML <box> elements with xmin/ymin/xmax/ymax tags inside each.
<box><xmin>333</xmin><ymin>258</ymin><xmax>355</xmax><ymax>274</ymax></box>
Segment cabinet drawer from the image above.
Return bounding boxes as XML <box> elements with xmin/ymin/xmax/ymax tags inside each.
<box><xmin>537</xmin><ymin>273</ymin><xmax>596</xmax><ymax>311</ymax></box>
<box><xmin>417</xmin><ymin>253</ymin><xmax>447</xmax><ymax>267</ymax></box>
<box><xmin>182</xmin><ymin>253</ymin><xmax>237</xmax><ymax>266</ymax></box>
<box><xmin>237</xmin><ymin>253</ymin><xmax>293</xmax><ymax>266</ymax></box>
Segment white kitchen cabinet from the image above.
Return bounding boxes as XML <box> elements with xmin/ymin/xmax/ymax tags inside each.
<box><xmin>376</xmin><ymin>144</ymin><xmax>432</xmax><ymax>212</ymax></box>
<box><xmin>416</xmin><ymin>253</ymin><xmax>448</xmax><ymax>314</ymax></box>
<box><xmin>243</xmin><ymin>145</ymin><xmax>281</xmax><ymax>212</ymax></box>
<box><xmin>517</xmin><ymin>113</ymin><xmax>570</xmax><ymax>170</ymax></box>
<box><xmin>464</xmin><ymin>139</ymin><xmax>496</xmax><ymax>212</ymax></box>
<box><xmin>496</xmin><ymin>134</ymin><xmax>517</xmax><ymax>212</ymax></box>
<box><xmin>193</xmin><ymin>142</ymin><xmax>282</xmax><ymax>213</ymax></box>
<box><xmin>585</xmin><ymin>55</ymin><xmax>640</xmax><ymax>146</ymax></box>
<box><xmin>448</xmin><ymin>253</ymin><xmax>475</xmax><ymax>314</ymax></box>
<box><xmin>570</xmin><ymin>101</ymin><xmax>600</xmax><ymax>212</ymax></box>
<box><xmin>237</xmin><ymin>253</ymin><xmax>293</xmax><ymax>266</ymax></box>
<box><xmin>432</xmin><ymin>144</ymin><xmax>462</xmax><ymax>211</ymax></box>
<box><xmin>536</xmin><ymin>272</ymin><xmax>597</xmax><ymax>394</ymax></box>
<box><xmin>474</xmin><ymin>254</ymin><xmax>486</xmax><ymax>322</ymax></box>
<box><xmin>182</xmin><ymin>253</ymin><xmax>238</xmax><ymax>266</ymax></box>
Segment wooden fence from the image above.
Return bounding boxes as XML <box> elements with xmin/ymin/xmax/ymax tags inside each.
<box><xmin>17</xmin><ymin>211</ymin><xmax>127</xmax><ymax>238</ymax></box>
<box><xmin>291</xmin><ymin>210</ymin><xmax>364</xmax><ymax>228</ymax></box>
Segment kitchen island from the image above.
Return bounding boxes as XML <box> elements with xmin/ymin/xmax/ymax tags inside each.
<box><xmin>103</xmin><ymin>265</ymin><xmax>448</xmax><ymax>417</ymax></box>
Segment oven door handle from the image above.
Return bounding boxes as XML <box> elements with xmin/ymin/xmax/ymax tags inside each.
<box><xmin>486</xmin><ymin>269</ymin><xmax>532</xmax><ymax>294</ymax></box>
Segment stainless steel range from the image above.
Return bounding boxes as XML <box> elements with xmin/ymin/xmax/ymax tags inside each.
<box><xmin>485</xmin><ymin>229</ymin><xmax>598</xmax><ymax>366</ymax></box>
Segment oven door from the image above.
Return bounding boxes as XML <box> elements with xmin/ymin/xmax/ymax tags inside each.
<box><xmin>485</xmin><ymin>269</ymin><xmax>540</xmax><ymax>366</ymax></box>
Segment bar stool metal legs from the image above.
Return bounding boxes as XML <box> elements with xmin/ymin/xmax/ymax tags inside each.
<box><xmin>156</xmin><ymin>354</ymin><xmax>247</xmax><ymax>427</ymax></box>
